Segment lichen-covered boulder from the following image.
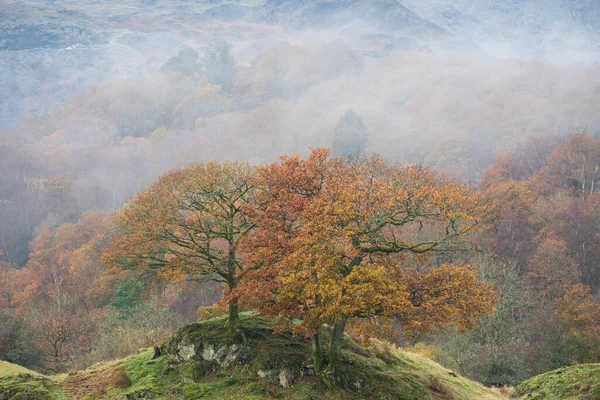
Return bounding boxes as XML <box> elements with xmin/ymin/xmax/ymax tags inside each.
<box><xmin>161</xmin><ymin>318</ymin><xmax>310</xmax><ymax>388</ymax></box>
<box><xmin>279</xmin><ymin>368</ymin><xmax>295</xmax><ymax>388</ymax></box>
<box><xmin>162</xmin><ymin>323</ymin><xmax>253</xmax><ymax>368</ymax></box>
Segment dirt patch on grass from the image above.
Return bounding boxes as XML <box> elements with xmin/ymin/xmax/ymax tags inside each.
<box><xmin>62</xmin><ymin>367</ymin><xmax>131</xmax><ymax>398</ymax></box>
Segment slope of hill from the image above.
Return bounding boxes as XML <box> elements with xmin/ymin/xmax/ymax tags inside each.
<box><xmin>0</xmin><ymin>313</ymin><xmax>505</xmax><ymax>399</ymax></box>
<box><xmin>511</xmin><ymin>364</ymin><xmax>600</xmax><ymax>400</ymax></box>
<box><xmin>0</xmin><ymin>361</ymin><xmax>40</xmax><ymax>378</ymax></box>
<box><xmin>402</xmin><ymin>0</ymin><xmax>600</xmax><ymax>63</ymax></box>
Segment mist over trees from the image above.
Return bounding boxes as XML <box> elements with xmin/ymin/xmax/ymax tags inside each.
<box><xmin>2</xmin><ymin>0</ymin><xmax>600</xmax><ymax>390</ymax></box>
<box><xmin>203</xmin><ymin>42</ymin><xmax>238</xmax><ymax>93</ymax></box>
<box><xmin>159</xmin><ymin>48</ymin><xmax>201</xmax><ymax>79</ymax></box>
<box><xmin>331</xmin><ymin>110</ymin><xmax>369</xmax><ymax>160</ymax></box>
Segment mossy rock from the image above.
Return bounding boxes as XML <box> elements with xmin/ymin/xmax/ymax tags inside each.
<box><xmin>124</xmin><ymin>389</ymin><xmax>156</xmax><ymax>399</ymax></box>
<box><xmin>179</xmin><ymin>360</ymin><xmax>210</xmax><ymax>383</ymax></box>
<box><xmin>0</xmin><ymin>374</ymin><xmax>59</xmax><ymax>400</ymax></box>
<box><xmin>250</xmin><ymin>337</ymin><xmax>308</xmax><ymax>374</ymax></box>
<box><xmin>161</xmin><ymin>317</ymin><xmax>255</xmax><ymax>366</ymax></box>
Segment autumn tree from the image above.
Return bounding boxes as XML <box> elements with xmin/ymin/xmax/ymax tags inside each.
<box><xmin>527</xmin><ymin>235</ymin><xmax>580</xmax><ymax>299</ymax></box>
<box><xmin>240</xmin><ymin>149</ymin><xmax>496</xmax><ymax>379</ymax></box>
<box><xmin>555</xmin><ymin>284</ymin><xmax>600</xmax><ymax>363</ymax></box>
<box><xmin>103</xmin><ymin>161</ymin><xmax>256</xmax><ymax>337</ymax></box>
<box><xmin>3</xmin><ymin>212</ymin><xmax>114</xmax><ymax>370</ymax></box>
<box><xmin>11</xmin><ymin>212</ymin><xmax>114</xmax><ymax>311</ymax></box>
<box><xmin>550</xmin><ymin>198</ymin><xmax>600</xmax><ymax>292</ymax></box>
<box><xmin>238</xmin><ymin>148</ymin><xmax>331</xmax><ymax>368</ymax></box>
<box><xmin>480</xmin><ymin>158</ymin><xmax>539</xmax><ymax>271</ymax></box>
<box><xmin>534</xmin><ymin>133</ymin><xmax>600</xmax><ymax>198</ymax></box>
<box><xmin>27</xmin><ymin>291</ymin><xmax>96</xmax><ymax>371</ymax></box>
<box><xmin>435</xmin><ymin>255</ymin><xmax>534</xmax><ymax>386</ymax></box>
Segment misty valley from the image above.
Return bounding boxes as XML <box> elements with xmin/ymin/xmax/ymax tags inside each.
<box><xmin>2</xmin><ymin>1</ymin><xmax>600</xmax><ymax>399</ymax></box>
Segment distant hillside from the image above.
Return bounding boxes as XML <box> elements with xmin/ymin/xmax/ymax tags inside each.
<box><xmin>512</xmin><ymin>364</ymin><xmax>600</xmax><ymax>400</ymax></box>
<box><xmin>3</xmin><ymin>0</ymin><xmax>600</xmax><ymax>125</ymax></box>
<box><xmin>0</xmin><ymin>313</ymin><xmax>505</xmax><ymax>399</ymax></box>
<box><xmin>402</xmin><ymin>0</ymin><xmax>600</xmax><ymax>63</ymax></box>
<box><xmin>3</xmin><ymin>0</ymin><xmax>598</xmax><ymax>54</ymax></box>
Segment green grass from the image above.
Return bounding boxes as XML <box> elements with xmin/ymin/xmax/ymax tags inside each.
<box><xmin>1</xmin><ymin>313</ymin><xmax>506</xmax><ymax>399</ymax></box>
<box><xmin>0</xmin><ymin>373</ymin><xmax>66</xmax><ymax>400</ymax></box>
<box><xmin>0</xmin><ymin>361</ymin><xmax>68</xmax><ymax>399</ymax></box>
<box><xmin>512</xmin><ymin>364</ymin><xmax>600</xmax><ymax>400</ymax></box>
<box><xmin>0</xmin><ymin>361</ymin><xmax>40</xmax><ymax>378</ymax></box>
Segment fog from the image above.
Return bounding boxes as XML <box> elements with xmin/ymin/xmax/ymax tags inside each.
<box><xmin>1</xmin><ymin>0</ymin><xmax>600</xmax><ymax>265</ymax></box>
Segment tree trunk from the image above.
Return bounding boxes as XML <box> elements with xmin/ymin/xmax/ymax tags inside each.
<box><xmin>311</xmin><ymin>329</ymin><xmax>325</xmax><ymax>374</ymax></box>
<box><xmin>224</xmin><ymin>250</ymin><xmax>244</xmax><ymax>341</ymax></box>
<box><xmin>228</xmin><ymin>300</ymin><xmax>240</xmax><ymax>325</ymax></box>
<box><xmin>152</xmin><ymin>346</ymin><xmax>162</xmax><ymax>359</ymax></box>
<box><xmin>226</xmin><ymin>298</ymin><xmax>245</xmax><ymax>343</ymax></box>
<box><xmin>325</xmin><ymin>314</ymin><xmax>348</xmax><ymax>376</ymax></box>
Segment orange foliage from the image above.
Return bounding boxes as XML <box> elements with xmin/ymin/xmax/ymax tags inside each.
<box><xmin>239</xmin><ymin>149</ymin><xmax>496</xmax><ymax>340</ymax></box>
<box><xmin>533</xmin><ymin>133</ymin><xmax>600</xmax><ymax>198</ymax></box>
<box><xmin>102</xmin><ymin>161</ymin><xmax>257</xmax><ymax>326</ymax></box>
<box><xmin>527</xmin><ymin>235</ymin><xmax>580</xmax><ymax>299</ymax></box>
<box><xmin>12</xmin><ymin>211</ymin><xmax>115</xmax><ymax>312</ymax></box>
<box><xmin>556</xmin><ymin>284</ymin><xmax>600</xmax><ymax>338</ymax></box>
<box><xmin>555</xmin><ymin>284</ymin><xmax>600</xmax><ymax>362</ymax></box>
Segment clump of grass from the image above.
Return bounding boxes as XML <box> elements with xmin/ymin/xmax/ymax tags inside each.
<box><xmin>426</xmin><ymin>375</ymin><xmax>452</xmax><ymax>399</ymax></box>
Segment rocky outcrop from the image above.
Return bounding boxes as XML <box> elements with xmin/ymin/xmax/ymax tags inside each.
<box><xmin>161</xmin><ymin>319</ymin><xmax>309</xmax><ymax>388</ymax></box>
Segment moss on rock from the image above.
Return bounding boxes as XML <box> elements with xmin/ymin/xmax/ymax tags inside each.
<box><xmin>0</xmin><ymin>374</ymin><xmax>59</xmax><ymax>400</ymax></box>
<box><xmin>179</xmin><ymin>361</ymin><xmax>209</xmax><ymax>383</ymax></box>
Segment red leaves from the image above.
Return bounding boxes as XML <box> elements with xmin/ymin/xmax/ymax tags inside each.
<box><xmin>238</xmin><ymin>149</ymin><xmax>495</xmax><ymax>339</ymax></box>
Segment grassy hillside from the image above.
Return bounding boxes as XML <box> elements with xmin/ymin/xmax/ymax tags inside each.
<box><xmin>1</xmin><ymin>313</ymin><xmax>505</xmax><ymax>399</ymax></box>
<box><xmin>0</xmin><ymin>361</ymin><xmax>64</xmax><ymax>400</ymax></box>
<box><xmin>0</xmin><ymin>361</ymin><xmax>40</xmax><ymax>378</ymax></box>
<box><xmin>511</xmin><ymin>364</ymin><xmax>600</xmax><ymax>400</ymax></box>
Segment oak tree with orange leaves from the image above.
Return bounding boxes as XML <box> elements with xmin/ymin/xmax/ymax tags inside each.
<box><xmin>239</xmin><ymin>148</ymin><xmax>331</xmax><ymax>368</ymax></box>
<box><xmin>103</xmin><ymin>161</ymin><xmax>256</xmax><ymax>337</ymax></box>
<box><xmin>555</xmin><ymin>284</ymin><xmax>600</xmax><ymax>362</ymax></box>
<box><xmin>240</xmin><ymin>149</ymin><xmax>497</xmax><ymax>378</ymax></box>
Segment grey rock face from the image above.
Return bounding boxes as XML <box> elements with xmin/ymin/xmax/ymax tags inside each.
<box><xmin>163</xmin><ymin>323</ymin><xmax>309</xmax><ymax>388</ymax></box>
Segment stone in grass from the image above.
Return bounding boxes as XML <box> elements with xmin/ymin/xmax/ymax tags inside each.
<box><xmin>279</xmin><ymin>368</ymin><xmax>295</xmax><ymax>388</ymax></box>
<box><xmin>124</xmin><ymin>389</ymin><xmax>156</xmax><ymax>399</ymax></box>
